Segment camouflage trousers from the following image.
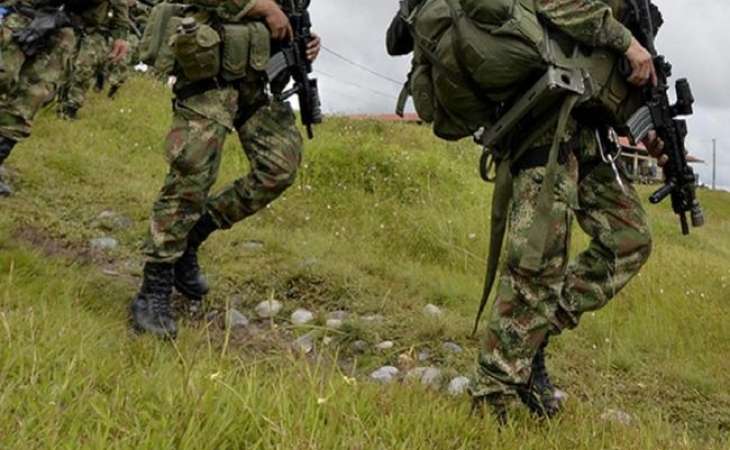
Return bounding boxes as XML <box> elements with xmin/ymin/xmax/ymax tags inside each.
<box><xmin>105</xmin><ymin>34</ymin><xmax>139</xmax><ymax>89</ymax></box>
<box><xmin>472</xmin><ymin>147</ymin><xmax>653</xmax><ymax>399</ymax></box>
<box><xmin>143</xmin><ymin>80</ymin><xmax>303</xmax><ymax>262</ymax></box>
<box><xmin>0</xmin><ymin>14</ymin><xmax>76</xmax><ymax>141</ymax></box>
<box><xmin>58</xmin><ymin>30</ymin><xmax>110</xmax><ymax>112</ymax></box>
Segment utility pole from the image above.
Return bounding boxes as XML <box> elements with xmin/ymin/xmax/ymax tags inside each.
<box><xmin>712</xmin><ymin>139</ymin><xmax>717</xmax><ymax>191</ymax></box>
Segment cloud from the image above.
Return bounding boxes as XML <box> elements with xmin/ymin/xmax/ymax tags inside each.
<box><xmin>308</xmin><ymin>0</ymin><xmax>729</xmax><ymax>186</ymax></box>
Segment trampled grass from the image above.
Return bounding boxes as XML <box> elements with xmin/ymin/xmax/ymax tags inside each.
<box><xmin>0</xmin><ymin>77</ymin><xmax>728</xmax><ymax>449</ymax></box>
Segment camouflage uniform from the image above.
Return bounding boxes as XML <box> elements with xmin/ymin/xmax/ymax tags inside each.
<box><xmin>105</xmin><ymin>1</ymin><xmax>149</xmax><ymax>94</ymax></box>
<box><xmin>57</xmin><ymin>0</ymin><xmax>129</xmax><ymax>116</ymax></box>
<box><xmin>471</xmin><ymin>0</ymin><xmax>652</xmax><ymax>405</ymax></box>
<box><xmin>144</xmin><ymin>0</ymin><xmax>303</xmax><ymax>263</ymax></box>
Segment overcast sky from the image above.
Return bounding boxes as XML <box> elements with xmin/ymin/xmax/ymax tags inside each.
<box><xmin>308</xmin><ymin>0</ymin><xmax>730</xmax><ymax>189</ymax></box>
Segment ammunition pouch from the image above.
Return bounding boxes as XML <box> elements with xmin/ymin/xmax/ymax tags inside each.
<box><xmin>170</xmin><ymin>22</ymin><xmax>220</xmax><ymax>82</ymax></box>
<box><xmin>220</xmin><ymin>22</ymin><xmax>270</xmax><ymax>81</ymax></box>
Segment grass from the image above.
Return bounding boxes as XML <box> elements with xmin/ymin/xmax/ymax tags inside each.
<box><xmin>0</xmin><ymin>77</ymin><xmax>728</xmax><ymax>449</ymax></box>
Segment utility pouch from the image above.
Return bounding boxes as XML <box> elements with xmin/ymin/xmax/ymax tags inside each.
<box><xmin>171</xmin><ymin>18</ymin><xmax>221</xmax><ymax>82</ymax></box>
<box><xmin>139</xmin><ymin>2</ymin><xmax>188</xmax><ymax>74</ymax></box>
<box><xmin>409</xmin><ymin>63</ymin><xmax>435</xmax><ymax>122</ymax></box>
<box><xmin>220</xmin><ymin>22</ymin><xmax>269</xmax><ymax>81</ymax></box>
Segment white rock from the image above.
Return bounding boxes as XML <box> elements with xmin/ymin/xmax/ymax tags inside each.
<box><xmin>326</xmin><ymin>318</ymin><xmax>343</xmax><ymax>329</ymax></box>
<box><xmin>322</xmin><ymin>336</ymin><xmax>334</xmax><ymax>346</ymax></box>
<box><xmin>226</xmin><ymin>309</ymin><xmax>249</xmax><ymax>329</ymax></box>
<box><xmin>447</xmin><ymin>376</ymin><xmax>471</xmax><ymax>396</ymax></box>
<box><xmin>291</xmin><ymin>308</ymin><xmax>315</xmax><ymax>325</ymax></box>
<box><xmin>90</xmin><ymin>237</ymin><xmax>119</xmax><ymax>251</ymax></box>
<box><xmin>376</xmin><ymin>340</ymin><xmax>394</xmax><ymax>351</ymax></box>
<box><xmin>417</xmin><ymin>350</ymin><xmax>431</xmax><ymax>361</ymax></box>
<box><xmin>442</xmin><ymin>342</ymin><xmax>463</xmax><ymax>354</ymax></box>
<box><xmin>327</xmin><ymin>310</ymin><xmax>349</xmax><ymax>321</ymax></box>
<box><xmin>361</xmin><ymin>314</ymin><xmax>384</xmax><ymax>324</ymax></box>
<box><xmin>423</xmin><ymin>304</ymin><xmax>443</xmax><ymax>317</ymax></box>
<box><xmin>255</xmin><ymin>299</ymin><xmax>283</xmax><ymax>318</ymax></box>
<box><xmin>292</xmin><ymin>333</ymin><xmax>315</xmax><ymax>354</ymax></box>
<box><xmin>406</xmin><ymin>367</ymin><xmax>442</xmax><ymax>388</ymax></box>
<box><xmin>600</xmin><ymin>408</ymin><xmax>634</xmax><ymax>426</ymax></box>
<box><xmin>370</xmin><ymin>366</ymin><xmax>399</xmax><ymax>384</ymax></box>
<box><xmin>352</xmin><ymin>340</ymin><xmax>368</xmax><ymax>353</ymax></box>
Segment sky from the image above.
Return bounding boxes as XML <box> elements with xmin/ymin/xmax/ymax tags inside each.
<box><xmin>307</xmin><ymin>0</ymin><xmax>730</xmax><ymax>189</ymax></box>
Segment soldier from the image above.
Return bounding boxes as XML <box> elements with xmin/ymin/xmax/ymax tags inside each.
<box><xmin>102</xmin><ymin>0</ymin><xmax>150</xmax><ymax>99</ymax></box>
<box><xmin>0</xmin><ymin>0</ymin><xmax>129</xmax><ymax>196</ymax></box>
<box><xmin>130</xmin><ymin>0</ymin><xmax>321</xmax><ymax>339</ymax></box>
<box><xmin>57</xmin><ymin>0</ymin><xmax>130</xmax><ymax>118</ymax></box>
<box><xmin>470</xmin><ymin>0</ymin><xmax>664</xmax><ymax>422</ymax></box>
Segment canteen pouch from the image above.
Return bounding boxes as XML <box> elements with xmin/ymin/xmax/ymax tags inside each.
<box><xmin>139</xmin><ymin>2</ymin><xmax>188</xmax><ymax>74</ymax></box>
<box><xmin>171</xmin><ymin>22</ymin><xmax>221</xmax><ymax>82</ymax></box>
<box><xmin>220</xmin><ymin>22</ymin><xmax>270</xmax><ymax>81</ymax></box>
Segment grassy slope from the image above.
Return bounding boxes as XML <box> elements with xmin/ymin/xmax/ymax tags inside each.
<box><xmin>0</xmin><ymin>77</ymin><xmax>728</xmax><ymax>449</ymax></box>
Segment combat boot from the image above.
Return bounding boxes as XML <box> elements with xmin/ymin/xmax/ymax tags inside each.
<box><xmin>131</xmin><ymin>262</ymin><xmax>177</xmax><ymax>339</ymax></box>
<box><xmin>107</xmin><ymin>84</ymin><xmax>120</xmax><ymax>99</ymax></box>
<box><xmin>0</xmin><ymin>137</ymin><xmax>17</xmax><ymax>197</ymax></box>
<box><xmin>518</xmin><ymin>339</ymin><xmax>564</xmax><ymax>418</ymax></box>
<box><xmin>59</xmin><ymin>105</ymin><xmax>78</xmax><ymax>120</ymax></box>
<box><xmin>174</xmin><ymin>213</ymin><xmax>219</xmax><ymax>300</ymax></box>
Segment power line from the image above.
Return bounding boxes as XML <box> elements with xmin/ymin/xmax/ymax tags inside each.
<box><xmin>315</xmin><ymin>70</ymin><xmax>399</xmax><ymax>100</ymax></box>
<box><xmin>321</xmin><ymin>45</ymin><xmax>404</xmax><ymax>87</ymax></box>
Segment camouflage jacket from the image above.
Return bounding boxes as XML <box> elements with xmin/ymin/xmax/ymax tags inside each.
<box><xmin>536</xmin><ymin>0</ymin><xmax>633</xmax><ymax>53</ymax></box>
<box><xmin>9</xmin><ymin>0</ymin><xmax>129</xmax><ymax>38</ymax></box>
<box><xmin>182</xmin><ymin>0</ymin><xmax>257</xmax><ymax>22</ymax></box>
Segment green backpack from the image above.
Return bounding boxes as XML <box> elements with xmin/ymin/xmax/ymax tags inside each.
<box><xmin>400</xmin><ymin>0</ymin><xmax>640</xmax><ymax>142</ymax></box>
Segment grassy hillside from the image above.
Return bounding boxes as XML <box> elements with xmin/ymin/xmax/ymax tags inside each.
<box><xmin>0</xmin><ymin>77</ymin><xmax>728</xmax><ymax>449</ymax></box>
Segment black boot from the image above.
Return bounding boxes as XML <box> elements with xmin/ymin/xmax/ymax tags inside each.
<box><xmin>472</xmin><ymin>393</ymin><xmax>509</xmax><ymax>426</ymax></box>
<box><xmin>59</xmin><ymin>105</ymin><xmax>78</xmax><ymax>120</ymax></box>
<box><xmin>0</xmin><ymin>137</ymin><xmax>17</xmax><ymax>197</ymax></box>
<box><xmin>174</xmin><ymin>213</ymin><xmax>218</xmax><ymax>300</ymax></box>
<box><xmin>107</xmin><ymin>84</ymin><xmax>121</xmax><ymax>99</ymax></box>
<box><xmin>518</xmin><ymin>339</ymin><xmax>564</xmax><ymax>418</ymax></box>
<box><xmin>94</xmin><ymin>72</ymin><xmax>105</xmax><ymax>92</ymax></box>
<box><xmin>131</xmin><ymin>262</ymin><xmax>177</xmax><ymax>339</ymax></box>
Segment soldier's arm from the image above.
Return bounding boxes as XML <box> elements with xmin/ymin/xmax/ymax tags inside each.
<box><xmin>535</xmin><ymin>0</ymin><xmax>633</xmax><ymax>53</ymax></box>
<box><xmin>109</xmin><ymin>0</ymin><xmax>131</xmax><ymax>40</ymax></box>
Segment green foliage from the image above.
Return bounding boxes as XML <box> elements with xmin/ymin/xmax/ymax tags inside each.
<box><xmin>0</xmin><ymin>78</ymin><xmax>728</xmax><ymax>448</ymax></box>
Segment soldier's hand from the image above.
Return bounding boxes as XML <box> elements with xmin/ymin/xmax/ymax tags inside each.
<box><xmin>625</xmin><ymin>37</ymin><xmax>657</xmax><ymax>87</ymax></box>
<box><xmin>307</xmin><ymin>33</ymin><xmax>321</xmax><ymax>62</ymax></box>
<box><xmin>109</xmin><ymin>39</ymin><xmax>129</xmax><ymax>64</ymax></box>
<box><xmin>249</xmin><ymin>0</ymin><xmax>293</xmax><ymax>41</ymax></box>
<box><xmin>643</xmin><ymin>130</ymin><xmax>667</xmax><ymax>166</ymax></box>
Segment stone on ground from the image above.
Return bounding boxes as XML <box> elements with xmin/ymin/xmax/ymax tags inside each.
<box><xmin>90</xmin><ymin>237</ymin><xmax>119</xmax><ymax>251</ymax></box>
<box><xmin>370</xmin><ymin>366</ymin><xmax>399</xmax><ymax>384</ymax></box>
<box><xmin>600</xmin><ymin>408</ymin><xmax>634</xmax><ymax>426</ymax></box>
<box><xmin>255</xmin><ymin>299</ymin><xmax>283</xmax><ymax>318</ymax></box>
<box><xmin>326</xmin><ymin>318</ymin><xmax>343</xmax><ymax>329</ymax></box>
<box><xmin>442</xmin><ymin>341</ymin><xmax>463</xmax><ymax>354</ymax></box>
<box><xmin>226</xmin><ymin>309</ymin><xmax>249</xmax><ymax>329</ymax></box>
<box><xmin>447</xmin><ymin>376</ymin><xmax>471</xmax><ymax>396</ymax></box>
<box><xmin>293</xmin><ymin>333</ymin><xmax>315</xmax><ymax>354</ymax></box>
<box><xmin>376</xmin><ymin>340</ymin><xmax>394</xmax><ymax>351</ymax></box>
<box><xmin>291</xmin><ymin>308</ymin><xmax>315</xmax><ymax>325</ymax></box>
<box><xmin>423</xmin><ymin>304</ymin><xmax>443</xmax><ymax>317</ymax></box>
<box><xmin>326</xmin><ymin>310</ymin><xmax>349</xmax><ymax>321</ymax></box>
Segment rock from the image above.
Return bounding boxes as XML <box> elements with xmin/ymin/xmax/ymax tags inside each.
<box><xmin>447</xmin><ymin>376</ymin><xmax>471</xmax><ymax>396</ymax></box>
<box><xmin>600</xmin><ymin>408</ymin><xmax>634</xmax><ymax>426</ymax></box>
<box><xmin>326</xmin><ymin>318</ymin><xmax>343</xmax><ymax>329</ymax></box>
<box><xmin>226</xmin><ymin>309</ymin><xmax>249</xmax><ymax>329</ymax></box>
<box><xmin>417</xmin><ymin>350</ymin><xmax>431</xmax><ymax>361</ymax></box>
<box><xmin>327</xmin><ymin>310</ymin><xmax>349</xmax><ymax>321</ymax></box>
<box><xmin>299</xmin><ymin>257</ymin><xmax>319</xmax><ymax>269</ymax></box>
<box><xmin>291</xmin><ymin>308</ymin><xmax>315</xmax><ymax>325</ymax></box>
<box><xmin>423</xmin><ymin>304</ymin><xmax>443</xmax><ymax>317</ymax></box>
<box><xmin>292</xmin><ymin>333</ymin><xmax>315</xmax><ymax>354</ymax></box>
<box><xmin>241</xmin><ymin>240</ymin><xmax>264</xmax><ymax>251</ymax></box>
<box><xmin>322</xmin><ymin>336</ymin><xmax>334</xmax><ymax>346</ymax></box>
<box><xmin>205</xmin><ymin>311</ymin><xmax>219</xmax><ymax>324</ymax></box>
<box><xmin>376</xmin><ymin>340</ymin><xmax>394</xmax><ymax>351</ymax></box>
<box><xmin>95</xmin><ymin>210</ymin><xmax>133</xmax><ymax>231</ymax></box>
<box><xmin>370</xmin><ymin>366</ymin><xmax>399</xmax><ymax>384</ymax></box>
<box><xmin>351</xmin><ymin>340</ymin><xmax>368</xmax><ymax>353</ymax></box>
<box><xmin>255</xmin><ymin>299</ymin><xmax>282</xmax><ymax>319</ymax></box>
<box><xmin>442</xmin><ymin>342</ymin><xmax>463</xmax><ymax>354</ymax></box>
<box><xmin>406</xmin><ymin>367</ymin><xmax>443</xmax><ymax>388</ymax></box>
<box><xmin>361</xmin><ymin>314</ymin><xmax>384</xmax><ymax>324</ymax></box>
<box><xmin>89</xmin><ymin>237</ymin><xmax>118</xmax><ymax>251</ymax></box>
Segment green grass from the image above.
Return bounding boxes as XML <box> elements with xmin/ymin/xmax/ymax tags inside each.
<box><xmin>0</xmin><ymin>77</ymin><xmax>728</xmax><ymax>449</ymax></box>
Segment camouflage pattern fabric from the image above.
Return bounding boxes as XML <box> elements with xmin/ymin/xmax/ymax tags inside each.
<box><xmin>58</xmin><ymin>30</ymin><xmax>110</xmax><ymax>113</ymax></box>
<box><xmin>0</xmin><ymin>13</ymin><xmax>76</xmax><ymax>140</ymax></box>
<box><xmin>471</xmin><ymin>131</ymin><xmax>652</xmax><ymax>399</ymax></box>
<box><xmin>143</xmin><ymin>78</ymin><xmax>303</xmax><ymax>263</ymax></box>
<box><xmin>535</xmin><ymin>0</ymin><xmax>633</xmax><ymax>52</ymax></box>
<box><xmin>105</xmin><ymin>33</ymin><xmax>139</xmax><ymax>89</ymax></box>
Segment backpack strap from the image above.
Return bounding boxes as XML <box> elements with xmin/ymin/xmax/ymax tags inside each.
<box><xmin>472</xmin><ymin>93</ymin><xmax>579</xmax><ymax>334</ymax></box>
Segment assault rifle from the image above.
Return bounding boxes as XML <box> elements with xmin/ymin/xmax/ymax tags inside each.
<box><xmin>266</xmin><ymin>0</ymin><xmax>322</xmax><ymax>139</ymax></box>
<box><xmin>623</xmin><ymin>0</ymin><xmax>704</xmax><ymax>234</ymax></box>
